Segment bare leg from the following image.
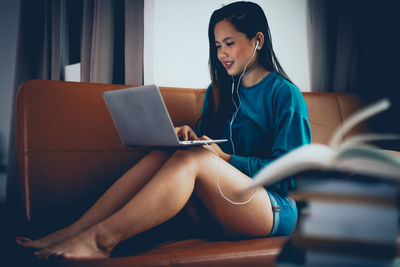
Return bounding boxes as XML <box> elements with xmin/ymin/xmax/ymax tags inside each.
<box><xmin>16</xmin><ymin>150</ymin><xmax>172</xmax><ymax>250</ymax></box>
<box><xmin>35</xmin><ymin>147</ymin><xmax>273</xmax><ymax>260</ymax></box>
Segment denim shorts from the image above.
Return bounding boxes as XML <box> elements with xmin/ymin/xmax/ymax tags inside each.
<box><xmin>267</xmin><ymin>190</ymin><xmax>298</xmax><ymax>237</ymax></box>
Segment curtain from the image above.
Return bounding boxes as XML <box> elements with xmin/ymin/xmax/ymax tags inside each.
<box><xmin>80</xmin><ymin>0</ymin><xmax>144</xmax><ymax>85</ymax></box>
<box><xmin>125</xmin><ymin>0</ymin><xmax>144</xmax><ymax>85</ymax></box>
<box><xmin>307</xmin><ymin>0</ymin><xmax>400</xmax><ymax>148</ymax></box>
<box><xmin>6</xmin><ymin>0</ymin><xmax>67</xmax><ymax>213</ymax></box>
<box><xmin>81</xmin><ymin>0</ymin><xmax>115</xmax><ymax>83</ymax></box>
<box><xmin>307</xmin><ymin>0</ymin><xmax>358</xmax><ymax>93</ymax></box>
<box><xmin>6</xmin><ymin>0</ymin><xmax>144</xmax><ymax>208</ymax></box>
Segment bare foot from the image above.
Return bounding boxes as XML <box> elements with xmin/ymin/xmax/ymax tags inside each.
<box><xmin>16</xmin><ymin>225</ymin><xmax>82</xmax><ymax>251</ymax></box>
<box><xmin>33</xmin><ymin>225</ymin><xmax>114</xmax><ymax>260</ymax></box>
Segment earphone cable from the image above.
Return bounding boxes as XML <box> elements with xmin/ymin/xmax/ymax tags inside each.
<box><xmin>205</xmin><ymin>143</ymin><xmax>258</xmax><ymax>205</ymax></box>
<box><xmin>217</xmin><ymin>41</ymin><xmax>260</xmax><ymax>205</ymax></box>
<box><xmin>229</xmin><ymin>44</ymin><xmax>258</xmax><ymax>155</ymax></box>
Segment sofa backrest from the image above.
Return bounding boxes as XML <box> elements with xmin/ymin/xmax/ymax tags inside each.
<box><xmin>15</xmin><ymin>80</ymin><xmax>361</xmax><ymax>234</ymax></box>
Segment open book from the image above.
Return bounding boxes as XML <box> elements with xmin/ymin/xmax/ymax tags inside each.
<box><xmin>246</xmin><ymin>99</ymin><xmax>400</xmax><ymax>191</ymax></box>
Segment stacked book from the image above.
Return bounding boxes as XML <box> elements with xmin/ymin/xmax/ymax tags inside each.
<box><xmin>276</xmin><ymin>171</ymin><xmax>398</xmax><ymax>266</ymax></box>
<box><xmin>242</xmin><ymin>99</ymin><xmax>400</xmax><ymax>266</ymax></box>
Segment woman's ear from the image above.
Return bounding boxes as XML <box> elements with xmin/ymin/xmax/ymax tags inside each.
<box><xmin>255</xmin><ymin>32</ymin><xmax>264</xmax><ymax>50</ymax></box>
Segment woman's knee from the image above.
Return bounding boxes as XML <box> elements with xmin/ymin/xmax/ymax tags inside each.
<box><xmin>174</xmin><ymin>147</ymin><xmax>212</xmax><ymax>162</ymax></box>
<box><xmin>168</xmin><ymin>148</ymin><xmax>210</xmax><ymax>172</ymax></box>
<box><xmin>170</xmin><ymin>149</ymin><xmax>196</xmax><ymax>166</ymax></box>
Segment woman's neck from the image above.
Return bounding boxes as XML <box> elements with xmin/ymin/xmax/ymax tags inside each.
<box><xmin>241</xmin><ymin>65</ymin><xmax>270</xmax><ymax>87</ymax></box>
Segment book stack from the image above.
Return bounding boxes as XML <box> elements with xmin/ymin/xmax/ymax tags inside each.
<box><xmin>242</xmin><ymin>99</ymin><xmax>400</xmax><ymax>266</ymax></box>
<box><xmin>276</xmin><ymin>171</ymin><xmax>399</xmax><ymax>266</ymax></box>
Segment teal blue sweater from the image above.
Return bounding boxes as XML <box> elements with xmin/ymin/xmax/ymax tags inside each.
<box><xmin>201</xmin><ymin>72</ymin><xmax>311</xmax><ymax>195</ymax></box>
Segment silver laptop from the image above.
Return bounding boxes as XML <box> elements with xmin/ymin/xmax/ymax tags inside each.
<box><xmin>103</xmin><ymin>84</ymin><xmax>227</xmax><ymax>147</ymax></box>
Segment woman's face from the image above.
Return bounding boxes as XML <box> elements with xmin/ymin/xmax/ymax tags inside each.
<box><xmin>214</xmin><ymin>20</ymin><xmax>257</xmax><ymax>76</ymax></box>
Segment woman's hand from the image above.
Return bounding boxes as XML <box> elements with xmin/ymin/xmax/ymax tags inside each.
<box><xmin>200</xmin><ymin>135</ymin><xmax>231</xmax><ymax>163</ymax></box>
<box><xmin>175</xmin><ymin>125</ymin><xmax>198</xmax><ymax>141</ymax></box>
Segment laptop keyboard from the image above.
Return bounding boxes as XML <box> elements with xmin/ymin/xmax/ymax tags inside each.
<box><xmin>179</xmin><ymin>140</ymin><xmax>207</xmax><ymax>145</ymax></box>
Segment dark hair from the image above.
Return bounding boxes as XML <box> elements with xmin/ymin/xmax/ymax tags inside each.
<box><xmin>196</xmin><ymin>1</ymin><xmax>291</xmax><ymax>138</ymax></box>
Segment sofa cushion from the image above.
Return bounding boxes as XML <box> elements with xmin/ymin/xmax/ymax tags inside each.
<box><xmin>58</xmin><ymin>237</ymin><xmax>287</xmax><ymax>267</ymax></box>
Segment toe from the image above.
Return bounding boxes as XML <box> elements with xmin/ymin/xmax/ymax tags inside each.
<box><xmin>16</xmin><ymin>236</ymin><xmax>32</xmax><ymax>242</ymax></box>
<box><xmin>34</xmin><ymin>248</ymin><xmax>50</xmax><ymax>259</ymax></box>
<box><xmin>16</xmin><ymin>237</ymin><xmax>32</xmax><ymax>246</ymax></box>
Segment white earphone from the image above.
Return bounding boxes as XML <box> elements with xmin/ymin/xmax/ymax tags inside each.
<box><xmin>212</xmin><ymin>38</ymin><xmax>261</xmax><ymax>205</ymax></box>
<box><xmin>230</xmin><ymin>38</ymin><xmax>260</xmax><ymax>153</ymax></box>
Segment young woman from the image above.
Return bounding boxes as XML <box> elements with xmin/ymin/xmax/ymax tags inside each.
<box><xmin>16</xmin><ymin>1</ymin><xmax>310</xmax><ymax>260</ymax></box>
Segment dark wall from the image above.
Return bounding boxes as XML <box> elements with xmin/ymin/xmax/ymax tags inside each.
<box><xmin>321</xmin><ymin>0</ymin><xmax>400</xmax><ymax>148</ymax></box>
<box><xmin>352</xmin><ymin>1</ymin><xmax>400</xmax><ymax>148</ymax></box>
<box><xmin>0</xmin><ymin>0</ymin><xmax>20</xmax><ymax>167</ymax></box>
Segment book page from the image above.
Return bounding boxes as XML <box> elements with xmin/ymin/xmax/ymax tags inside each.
<box><xmin>334</xmin><ymin>145</ymin><xmax>400</xmax><ymax>181</ymax></box>
<box><xmin>244</xmin><ymin>98</ymin><xmax>397</xmax><ymax>191</ymax></box>
<box><xmin>247</xmin><ymin>144</ymin><xmax>334</xmax><ymax>190</ymax></box>
<box><xmin>292</xmin><ymin>178</ymin><xmax>397</xmax><ymax>199</ymax></box>
<box><xmin>338</xmin><ymin>133</ymin><xmax>400</xmax><ymax>149</ymax></box>
<box><xmin>329</xmin><ymin>99</ymin><xmax>390</xmax><ymax>148</ymax></box>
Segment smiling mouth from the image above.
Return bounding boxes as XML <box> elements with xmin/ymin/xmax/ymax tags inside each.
<box><xmin>223</xmin><ymin>61</ymin><xmax>234</xmax><ymax>69</ymax></box>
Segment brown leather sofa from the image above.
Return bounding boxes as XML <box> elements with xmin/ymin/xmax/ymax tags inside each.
<box><xmin>10</xmin><ymin>79</ymin><xmax>363</xmax><ymax>266</ymax></box>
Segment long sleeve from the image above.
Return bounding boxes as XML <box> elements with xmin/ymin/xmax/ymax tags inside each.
<box><xmin>229</xmin><ymin>87</ymin><xmax>311</xmax><ymax>178</ymax></box>
<box><xmin>230</xmin><ymin>154</ymin><xmax>274</xmax><ymax>177</ymax></box>
<box><xmin>195</xmin><ymin>85</ymin><xmax>212</xmax><ymax>137</ymax></box>
<box><xmin>198</xmin><ymin>73</ymin><xmax>311</xmax><ymax>195</ymax></box>
<box><xmin>221</xmin><ymin>72</ymin><xmax>311</xmax><ymax>194</ymax></box>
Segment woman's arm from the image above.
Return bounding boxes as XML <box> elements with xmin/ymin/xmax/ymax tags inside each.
<box><xmin>231</xmin><ymin>87</ymin><xmax>311</xmax><ymax>178</ymax></box>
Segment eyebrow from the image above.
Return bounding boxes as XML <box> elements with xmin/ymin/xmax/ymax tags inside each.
<box><xmin>215</xmin><ymin>37</ymin><xmax>234</xmax><ymax>43</ymax></box>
